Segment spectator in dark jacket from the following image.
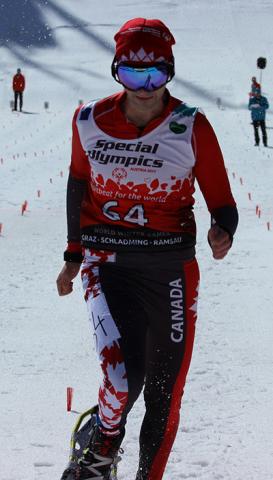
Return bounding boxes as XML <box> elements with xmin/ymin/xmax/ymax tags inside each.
<box><xmin>248</xmin><ymin>89</ymin><xmax>269</xmax><ymax>146</ymax></box>
<box><xmin>12</xmin><ymin>68</ymin><xmax>25</xmax><ymax>112</ymax></box>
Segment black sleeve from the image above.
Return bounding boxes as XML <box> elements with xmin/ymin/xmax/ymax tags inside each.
<box><xmin>66</xmin><ymin>173</ymin><xmax>87</xmax><ymax>243</ymax></box>
<box><xmin>211</xmin><ymin>205</ymin><xmax>239</xmax><ymax>239</ymax></box>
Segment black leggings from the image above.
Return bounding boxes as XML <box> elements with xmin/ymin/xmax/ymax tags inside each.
<box><xmin>81</xmin><ymin>249</ymin><xmax>200</xmax><ymax>480</ymax></box>
<box><xmin>253</xmin><ymin>119</ymin><xmax>267</xmax><ymax>146</ymax></box>
<box><xmin>14</xmin><ymin>91</ymin><xmax>23</xmax><ymax>111</ymax></box>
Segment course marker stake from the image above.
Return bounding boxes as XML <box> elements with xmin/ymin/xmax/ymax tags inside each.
<box><xmin>67</xmin><ymin>387</ymin><xmax>74</xmax><ymax>412</ymax></box>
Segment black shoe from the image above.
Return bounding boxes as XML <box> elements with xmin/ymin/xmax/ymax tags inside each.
<box><xmin>60</xmin><ymin>406</ymin><xmax>124</xmax><ymax>480</ymax></box>
<box><xmin>78</xmin><ymin>427</ymin><xmax>124</xmax><ymax>479</ymax></box>
<box><xmin>254</xmin><ymin>143</ymin><xmax>259</xmax><ymax>146</ymax></box>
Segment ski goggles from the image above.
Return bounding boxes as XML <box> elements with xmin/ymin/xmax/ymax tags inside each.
<box><xmin>115</xmin><ymin>63</ymin><xmax>172</xmax><ymax>92</ymax></box>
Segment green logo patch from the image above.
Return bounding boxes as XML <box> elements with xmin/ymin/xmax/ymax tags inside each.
<box><xmin>169</xmin><ymin>121</ymin><xmax>187</xmax><ymax>134</ymax></box>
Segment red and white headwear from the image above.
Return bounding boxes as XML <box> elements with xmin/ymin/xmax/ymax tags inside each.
<box><xmin>114</xmin><ymin>18</ymin><xmax>175</xmax><ymax>64</ymax></box>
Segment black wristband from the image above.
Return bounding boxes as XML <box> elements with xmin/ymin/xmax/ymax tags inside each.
<box><xmin>64</xmin><ymin>250</ymin><xmax>83</xmax><ymax>263</ymax></box>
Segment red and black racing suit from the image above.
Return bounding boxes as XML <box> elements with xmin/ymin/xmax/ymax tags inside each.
<box><xmin>64</xmin><ymin>90</ymin><xmax>238</xmax><ymax>480</ymax></box>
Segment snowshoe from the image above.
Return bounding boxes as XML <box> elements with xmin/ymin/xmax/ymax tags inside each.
<box><xmin>60</xmin><ymin>405</ymin><xmax>124</xmax><ymax>480</ymax></box>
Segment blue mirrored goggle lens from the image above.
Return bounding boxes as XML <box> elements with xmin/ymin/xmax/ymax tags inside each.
<box><xmin>117</xmin><ymin>65</ymin><xmax>169</xmax><ymax>91</ymax></box>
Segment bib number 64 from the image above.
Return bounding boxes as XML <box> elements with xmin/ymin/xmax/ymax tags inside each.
<box><xmin>102</xmin><ymin>201</ymin><xmax>148</xmax><ymax>227</ymax></box>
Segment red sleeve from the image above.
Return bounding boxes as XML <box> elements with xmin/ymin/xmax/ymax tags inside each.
<box><xmin>70</xmin><ymin>106</ymin><xmax>90</xmax><ymax>180</ymax></box>
<box><xmin>193</xmin><ymin>112</ymin><xmax>236</xmax><ymax>211</ymax></box>
<box><xmin>22</xmin><ymin>75</ymin><xmax>25</xmax><ymax>91</ymax></box>
<box><xmin>192</xmin><ymin>112</ymin><xmax>238</xmax><ymax>237</ymax></box>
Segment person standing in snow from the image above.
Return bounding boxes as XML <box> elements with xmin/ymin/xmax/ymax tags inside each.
<box><xmin>56</xmin><ymin>17</ymin><xmax>239</xmax><ymax>480</ymax></box>
<box><xmin>12</xmin><ymin>68</ymin><xmax>25</xmax><ymax>112</ymax></box>
<box><xmin>248</xmin><ymin>89</ymin><xmax>269</xmax><ymax>146</ymax></box>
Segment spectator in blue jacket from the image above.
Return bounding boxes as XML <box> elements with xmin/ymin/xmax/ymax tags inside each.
<box><xmin>248</xmin><ymin>89</ymin><xmax>269</xmax><ymax>146</ymax></box>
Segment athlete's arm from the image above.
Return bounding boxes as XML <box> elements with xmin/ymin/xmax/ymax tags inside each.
<box><xmin>56</xmin><ymin>107</ymin><xmax>90</xmax><ymax>295</ymax></box>
<box><xmin>192</xmin><ymin>112</ymin><xmax>238</xmax><ymax>258</ymax></box>
<box><xmin>65</xmin><ymin>107</ymin><xmax>90</xmax><ymax>260</ymax></box>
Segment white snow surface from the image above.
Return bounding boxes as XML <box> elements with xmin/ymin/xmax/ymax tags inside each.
<box><xmin>1</xmin><ymin>1</ymin><xmax>273</xmax><ymax>479</ymax></box>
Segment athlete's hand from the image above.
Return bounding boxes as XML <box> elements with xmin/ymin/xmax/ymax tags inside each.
<box><xmin>56</xmin><ymin>262</ymin><xmax>81</xmax><ymax>296</ymax></box>
<box><xmin>208</xmin><ymin>225</ymin><xmax>232</xmax><ymax>260</ymax></box>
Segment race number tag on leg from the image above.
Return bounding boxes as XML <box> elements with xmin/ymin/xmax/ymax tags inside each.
<box><xmin>87</xmin><ymin>292</ymin><xmax>121</xmax><ymax>353</ymax></box>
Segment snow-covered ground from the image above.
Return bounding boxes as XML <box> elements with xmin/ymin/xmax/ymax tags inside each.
<box><xmin>1</xmin><ymin>1</ymin><xmax>273</xmax><ymax>479</ymax></box>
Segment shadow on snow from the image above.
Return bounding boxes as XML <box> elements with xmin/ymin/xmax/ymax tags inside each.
<box><xmin>0</xmin><ymin>0</ymin><xmax>115</xmax><ymax>88</ymax></box>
